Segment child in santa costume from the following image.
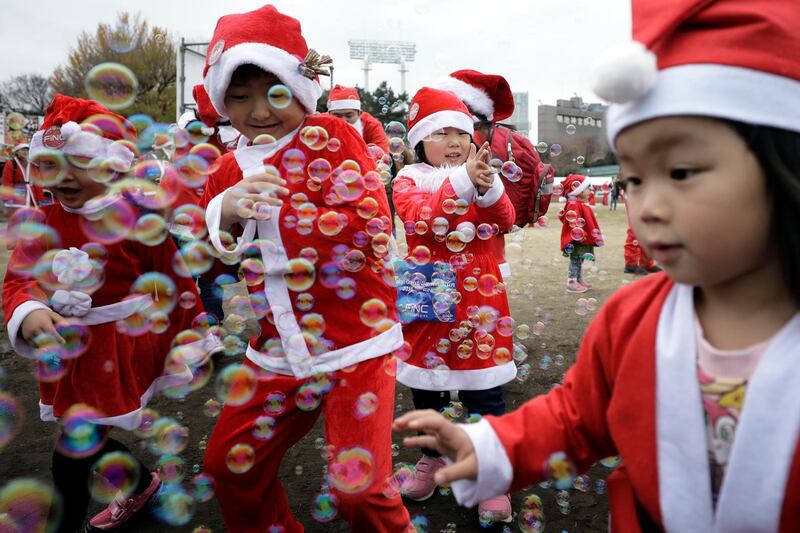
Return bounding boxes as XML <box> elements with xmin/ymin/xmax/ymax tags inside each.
<box><xmin>624</xmin><ymin>225</ymin><xmax>661</xmax><ymax>275</ymax></box>
<box><xmin>558</xmin><ymin>173</ymin><xmax>602</xmax><ymax>293</ymax></box>
<box><xmin>395</xmin><ymin>0</ymin><xmax>800</xmax><ymax>531</ymax></box>
<box><xmin>2</xmin><ymin>143</ymin><xmax>53</xmax><ymax>214</ymax></box>
<box><xmin>2</xmin><ymin>94</ymin><xmax>211</xmax><ymax>532</ymax></box>
<box><xmin>326</xmin><ymin>84</ymin><xmax>390</xmax><ymax>154</ymax></box>
<box><xmin>392</xmin><ymin>86</ymin><xmax>517</xmax><ymax>523</ymax></box>
<box><xmin>434</xmin><ymin>70</ymin><xmax>549</xmax><ymax>279</ymax></box>
<box><xmin>197</xmin><ymin>5</ymin><xmax>411</xmax><ymax>532</ymax></box>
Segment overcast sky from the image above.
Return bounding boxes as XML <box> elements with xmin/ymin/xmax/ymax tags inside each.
<box><xmin>0</xmin><ymin>0</ymin><xmax>631</xmax><ymax>136</ymax></box>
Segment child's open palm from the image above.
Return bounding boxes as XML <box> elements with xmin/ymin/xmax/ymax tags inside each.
<box><xmin>221</xmin><ymin>170</ymin><xmax>291</xmax><ymax>228</ymax></box>
<box><xmin>466</xmin><ymin>142</ymin><xmax>494</xmax><ymax>193</ymax></box>
<box><xmin>394</xmin><ymin>409</ymin><xmax>478</xmax><ymax>485</ymax></box>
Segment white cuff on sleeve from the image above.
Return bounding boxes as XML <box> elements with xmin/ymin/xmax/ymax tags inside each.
<box><xmin>7</xmin><ymin>300</ymin><xmax>52</xmax><ymax>358</ymax></box>
<box><xmin>449</xmin><ymin>165</ymin><xmax>477</xmax><ymax>203</ymax></box>
<box><xmin>450</xmin><ymin>417</ymin><xmax>514</xmax><ymax>508</ymax></box>
<box><xmin>206</xmin><ymin>187</ymin><xmax>257</xmax><ymax>259</ymax></box>
<box><xmin>475</xmin><ymin>176</ymin><xmax>505</xmax><ymax>208</ymax></box>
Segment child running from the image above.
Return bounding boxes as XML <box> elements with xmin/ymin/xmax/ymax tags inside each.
<box><xmin>2</xmin><ymin>94</ymin><xmax>210</xmax><ymax>532</ymax></box>
<box><xmin>198</xmin><ymin>5</ymin><xmax>411</xmax><ymax>532</ymax></box>
<box><xmin>558</xmin><ymin>173</ymin><xmax>602</xmax><ymax>293</ymax></box>
<box><xmin>395</xmin><ymin>0</ymin><xmax>800</xmax><ymax>530</ymax></box>
<box><xmin>391</xmin><ymin>87</ymin><xmax>517</xmax><ymax>524</ymax></box>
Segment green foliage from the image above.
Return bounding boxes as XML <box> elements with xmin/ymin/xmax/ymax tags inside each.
<box><xmin>50</xmin><ymin>12</ymin><xmax>176</xmax><ymax>122</ymax></box>
<box><xmin>316</xmin><ymin>81</ymin><xmax>409</xmax><ymax>125</ymax></box>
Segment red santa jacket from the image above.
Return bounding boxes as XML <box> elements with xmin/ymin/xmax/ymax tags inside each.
<box><xmin>392</xmin><ymin>163</ymin><xmax>516</xmax><ymax>390</ymax></box>
<box><xmin>360</xmin><ymin>111</ymin><xmax>389</xmax><ymax>154</ymax></box>
<box><xmin>2</xmin><ymin>199</ymin><xmax>208</xmax><ymax>429</ymax></box>
<box><xmin>558</xmin><ymin>198</ymin><xmax>602</xmax><ymax>251</ymax></box>
<box><xmin>202</xmin><ymin>114</ymin><xmax>403</xmax><ymax>379</ymax></box>
<box><xmin>2</xmin><ymin>158</ymin><xmax>50</xmax><ymax>207</ymax></box>
<box><xmin>453</xmin><ymin>274</ymin><xmax>800</xmax><ymax>532</ymax></box>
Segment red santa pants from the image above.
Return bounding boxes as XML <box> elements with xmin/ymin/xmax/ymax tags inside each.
<box><xmin>623</xmin><ymin>226</ymin><xmax>655</xmax><ymax>269</ymax></box>
<box><xmin>203</xmin><ymin>356</ymin><xmax>410</xmax><ymax>532</ymax></box>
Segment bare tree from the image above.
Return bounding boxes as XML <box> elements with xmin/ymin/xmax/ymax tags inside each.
<box><xmin>0</xmin><ymin>74</ymin><xmax>53</xmax><ymax>115</ymax></box>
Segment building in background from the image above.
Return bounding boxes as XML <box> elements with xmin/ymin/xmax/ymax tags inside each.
<box><xmin>537</xmin><ymin>96</ymin><xmax>613</xmax><ymax>175</ymax></box>
<box><xmin>505</xmin><ymin>91</ymin><xmax>530</xmax><ymax>137</ymax></box>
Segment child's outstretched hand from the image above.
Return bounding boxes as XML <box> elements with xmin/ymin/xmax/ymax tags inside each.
<box><xmin>20</xmin><ymin>309</ymin><xmax>66</xmax><ymax>345</ymax></box>
<box><xmin>221</xmin><ymin>170</ymin><xmax>290</xmax><ymax>228</ymax></box>
<box><xmin>394</xmin><ymin>409</ymin><xmax>478</xmax><ymax>485</ymax></box>
<box><xmin>466</xmin><ymin>142</ymin><xmax>494</xmax><ymax>192</ymax></box>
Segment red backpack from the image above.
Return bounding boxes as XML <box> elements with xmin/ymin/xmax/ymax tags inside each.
<box><xmin>489</xmin><ymin>125</ymin><xmax>554</xmax><ymax>228</ymax></box>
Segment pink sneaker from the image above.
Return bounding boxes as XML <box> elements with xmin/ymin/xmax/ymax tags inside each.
<box><xmin>402</xmin><ymin>456</ymin><xmax>445</xmax><ymax>501</ymax></box>
<box><xmin>88</xmin><ymin>472</ymin><xmax>160</xmax><ymax>530</ymax></box>
<box><xmin>579</xmin><ymin>279</ymin><xmax>593</xmax><ymax>289</ymax></box>
<box><xmin>478</xmin><ymin>494</ymin><xmax>512</xmax><ymax>523</ymax></box>
<box><xmin>566</xmin><ymin>279</ymin><xmax>588</xmax><ymax>294</ymax></box>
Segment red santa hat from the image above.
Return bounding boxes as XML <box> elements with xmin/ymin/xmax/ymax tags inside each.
<box><xmin>434</xmin><ymin>70</ymin><xmax>515</xmax><ymax>122</ymax></box>
<box><xmin>192</xmin><ymin>84</ymin><xmax>221</xmax><ymax>128</ymax></box>
<box><xmin>592</xmin><ymin>0</ymin><xmax>800</xmax><ymax>146</ymax></box>
<box><xmin>562</xmin><ymin>174</ymin><xmax>590</xmax><ymax>198</ymax></box>
<box><xmin>29</xmin><ymin>94</ymin><xmax>136</xmax><ymax>171</ymax></box>
<box><xmin>407</xmin><ymin>87</ymin><xmax>474</xmax><ymax>148</ymax></box>
<box><xmin>327</xmin><ymin>85</ymin><xmax>361</xmax><ymax>111</ymax></box>
<box><xmin>203</xmin><ymin>4</ymin><xmax>329</xmax><ymax>120</ymax></box>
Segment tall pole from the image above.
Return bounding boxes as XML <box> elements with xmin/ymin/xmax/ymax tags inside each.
<box><xmin>363</xmin><ymin>55</ymin><xmax>371</xmax><ymax>92</ymax></box>
<box><xmin>399</xmin><ymin>60</ymin><xmax>408</xmax><ymax>95</ymax></box>
<box><xmin>329</xmin><ymin>65</ymin><xmax>335</xmax><ymax>89</ymax></box>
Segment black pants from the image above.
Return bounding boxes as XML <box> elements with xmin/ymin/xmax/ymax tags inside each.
<box><xmin>411</xmin><ymin>386</ymin><xmax>506</xmax><ymax>457</ymax></box>
<box><xmin>52</xmin><ymin>436</ymin><xmax>151</xmax><ymax>533</ymax></box>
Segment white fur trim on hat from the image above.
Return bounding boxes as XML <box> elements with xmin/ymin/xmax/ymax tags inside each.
<box><xmin>567</xmin><ymin>178</ymin><xmax>591</xmax><ymax>198</ymax></box>
<box><xmin>204</xmin><ymin>42</ymin><xmax>322</xmax><ymax>120</ymax></box>
<box><xmin>434</xmin><ymin>76</ymin><xmax>494</xmax><ymax>120</ymax></box>
<box><xmin>605</xmin><ymin>64</ymin><xmax>800</xmax><ymax>147</ymax></box>
<box><xmin>12</xmin><ymin>143</ymin><xmax>29</xmax><ymax>153</ymax></box>
<box><xmin>328</xmin><ymin>99</ymin><xmax>361</xmax><ymax>111</ymax></box>
<box><xmin>590</xmin><ymin>41</ymin><xmax>658</xmax><ymax>104</ymax></box>
<box><xmin>29</xmin><ymin>123</ymin><xmax>135</xmax><ymax>172</ymax></box>
<box><xmin>408</xmin><ymin>110</ymin><xmax>474</xmax><ymax>148</ymax></box>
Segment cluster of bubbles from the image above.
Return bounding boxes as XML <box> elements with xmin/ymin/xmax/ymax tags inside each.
<box><xmin>559</xmin><ymin>208</ymin><xmax>606</xmax><ymax>247</ymax></box>
<box><xmin>0</xmin><ymin>47</ymin><xmax>633</xmax><ymax>531</ymax></box>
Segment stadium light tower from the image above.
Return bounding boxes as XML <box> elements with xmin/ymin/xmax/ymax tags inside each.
<box><xmin>347</xmin><ymin>40</ymin><xmax>416</xmax><ymax>93</ymax></box>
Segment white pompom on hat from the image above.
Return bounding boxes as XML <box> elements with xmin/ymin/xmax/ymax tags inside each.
<box><xmin>592</xmin><ymin>0</ymin><xmax>800</xmax><ymax>147</ymax></box>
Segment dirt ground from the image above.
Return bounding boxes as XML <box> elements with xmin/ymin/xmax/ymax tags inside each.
<box><xmin>0</xmin><ymin>201</ymin><xmax>638</xmax><ymax>532</ymax></box>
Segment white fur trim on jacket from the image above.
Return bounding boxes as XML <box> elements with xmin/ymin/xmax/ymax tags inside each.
<box><xmin>397</xmin><ymin>163</ymin><xmax>476</xmax><ymax>204</ymax></box>
<box><xmin>656</xmin><ymin>284</ymin><xmax>800</xmax><ymax>532</ymax></box>
<box><xmin>39</xmin><ymin>365</ymin><xmax>193</xmax><ymax>431</ymax></box>
<box><xmin>475</xmin><ymin>175</ymin><xmax>505</xmax><ymax>208</ymax></box>
<box><xmin>328</xmin><ymin>99</ymin><xmax>361</xmax><ymax>111</ymax></box>
<box><xmin>605</xmin><ymin>64</ymin><xmax>800</xmax><ymax>147</ymax></box>
<box><xmin>498</xmin><ymin>262</ymin><xmax>511</xmax><ymax>279</ymax></box>
<box><xmin>435</xmin><ymin>76</ymin><xmax>495</xmax><ymax>120</ymax></box>
<box><xmin>395</xmin><ymin>359</ymin><xmax>517</xmax><ymax>391</ymax></box>
<box><xmin>408</xmin><ymin>110</ymin><xmax>474</xmax><ymax>148</ymax></box>
<box><xmin>450</xmin><ymin>418</ymin><xmax>514</xmax><ymax>507</ymax></box>
<box><xmin>204</xmin><ymin>42</ymin><xmax>322</xmax><ymax>119</ymax></box>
